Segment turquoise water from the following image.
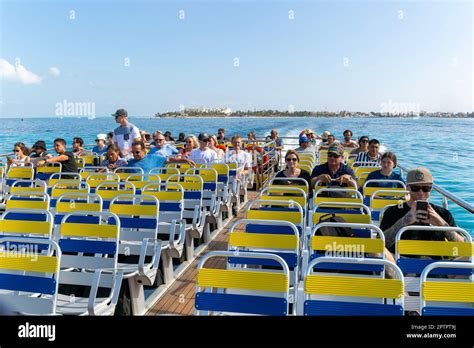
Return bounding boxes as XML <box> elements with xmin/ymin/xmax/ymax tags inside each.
<box><xmin>1</xmin><ymin>116</ymin><xmax>473</xmax><ymax>234</ymax></box>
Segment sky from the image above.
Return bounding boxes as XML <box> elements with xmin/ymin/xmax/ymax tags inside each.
<box><xmin>0</xmin><ymin>0</ymin><xmax>472</xmax><ymax>117</ymax></box>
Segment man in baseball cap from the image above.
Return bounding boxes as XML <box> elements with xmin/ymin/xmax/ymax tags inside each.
<box><xmin>111</xmin><ymin>108</ymin><xmax>141</xmax><ymax>158</ymax></box>
<box><xmin>295</xmin><ymin>134</ymin><xmax>316</xmax><ymax>153</ymax></box>
<box><xmin>189</xmin><ymin>132</ymin><xmax>217</xmax><ymax>166</ymax></box>
<box><xmin>380</xmin><ymin>166</ymin><xmax>463</xmax><ymax>253</ymax></box>
<box><xmin>310</xmin><ymin>144</ymin><xmax>356</xmax><ymax>189</ymax></box>
<box><xmin>29</xmin><ymin>140</ymin><xmax>53</xmax><ymax>166</ymax></box>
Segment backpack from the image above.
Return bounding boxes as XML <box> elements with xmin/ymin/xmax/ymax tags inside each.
<box><xmin>316</xmin><ymin>213</ymin><xmax>355</xmax><ymax>237</ymax></box>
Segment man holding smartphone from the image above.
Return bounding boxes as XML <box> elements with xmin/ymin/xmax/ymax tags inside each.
<box><xmin>380</xmin><ymin>167</ymin><xmax>463</xmax><ymax>252</ymax></box>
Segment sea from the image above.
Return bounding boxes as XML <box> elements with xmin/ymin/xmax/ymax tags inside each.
<box><xmin>1</xmin><ymin>116</ymin><xmax>473</xmax><ymax>234</ymax></box>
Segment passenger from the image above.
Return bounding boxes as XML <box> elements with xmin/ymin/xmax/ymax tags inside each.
<box><xmin>310</xmin><ymin>145</ymin><xmax>357</xmax><ymax>189</ymax></box>
<box><xmin>92</xmin><ymin>134</ymin><xmax>108</xmax><ymax>155</ymax></box>
<box><xmin>101</xmin><ymin>144</ymin><xmax>128</xmax><ymax>171</ymax></box>
<box><xmin>29</xmin><ymin>140</ymin><xmax>53</xmax><ymax>166</ymax></box>
<box><xmin>265</xmin><ymin>129</ymin><xmax>283</xmax><ymax>147</ymax></box>
<box><xmin>111</xmin><ymin>108</ymin><xmax>141</xmax><ymax>159</ymax></box>
<box><xmin>149</xmin><ymin>131</ymin><xmax>179</xmax><ymax>157</ymax></box>
<box><xmin>275</xmin><ymin>150</ymin><xmax>311</xmax><ymax>186</ymax></box>
<box><xmin>355</xmin><ymin>139</ymin><xmax>382</xmax><ymax>166</ymax></box>
<box><xmin>36</xmin><ymin>138</ymin><xmax>78</xmax><ymax>173</ymax></box>
<box><xmin>295</xmin><ymin>134</ymin><xmax>316</xmax><ymax>153</ymax></box>
<box><xmin>127</xmin><ymin>141</ymin><xmax>194</xmax><ymax>172</ymax></box>
<box><xmin>380</xmin><ymin>167</ymin><xmax>463</xmax><ymax>253</ymax></box>
<box><xmin>341</xmin><ymin>129</ymin><xmax>358</xmax><ymax>148</ymax></box>
<box><xmin>350</xmin><ymin>135</ymin><xmax>369</xmax><ymax>155</ymax></box>
<box><xmin>177</xmin><ymin>132</ymin><xmax>186</xmax><ymax>143</ymax></box>
<box><xmin>319</xmin><ymin>132</ymin><xmax>337</xmax><ymax>149</ymax></box>
<box><xmin>189</xmin><ymin>133</ymin><xmax>218</xmax><ymax>166</ymax></box>
<box><xmin>106</xmin><ymin>132</ymin><xmax>114</xmax><ymax>146</ymax></box>
<box><xmin>225</xmin><ymin>135</ymin><xmax>252</xmax><ymax>180</ymax></box>
<box><xmin>209</xmin><ymin>135</ymin><xmax>225</xmax><ymax>161</ymax></box>
<box><xmin>164</xmin><ymin>131</ymin><xmax>175</xmax><ymax>142</ymax></box>
<box><xmin>365</xmin><ymin>152</ymin><xmax>404</xmax><ymax>188</ymax></box>
<box><xmin>72</xmin><ymin>137</ymin><xmax>85</xmax><ymax>156</ymax></box>
<box><xmin>7</xmin><ymin>142</ymin><xmax>31</xmax><ymax>166</ymax></box>
<box><xmin>140</xmin><ymin>130</ymin><xmax>151</xmax><ymax>148</ymax></box>
<box><xmin>216</xmin><ymin>128</ymin><xmax>229</xmax><ymax>144</ymax></box>
<box><xmin>179</xmin><ymin>135</ymin><xmax>198</xmax><ymax>158</ymax></box>
<box><xmin>247</xmin><ymin>130</ymin><xmax>257</xmax><ymax>141</ymax></box>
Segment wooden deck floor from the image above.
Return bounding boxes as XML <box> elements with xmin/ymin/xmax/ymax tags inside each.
<box><xmin>146</xmin><ymin>191</ymin><xmax>259</xmax><ymax>316</ymax></box>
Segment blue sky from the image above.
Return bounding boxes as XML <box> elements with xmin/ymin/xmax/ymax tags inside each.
<box><xmin>0</xmin><ymin>0</ymin><xmax>472</xmax><ymax>117</ymax></box>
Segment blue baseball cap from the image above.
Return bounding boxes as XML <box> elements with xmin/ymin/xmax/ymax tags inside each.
<box><xmin>299</xmin><ymin>135</ymin><xmax>309</xmax><ymax>143</ymax></box>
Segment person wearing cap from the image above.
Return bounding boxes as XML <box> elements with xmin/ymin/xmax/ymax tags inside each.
<box><xmin>225</xmin><ymin>135</ymin><xmax>252</xmax><ymax>179</ymax></box>
<box><xmin>111</xmin><ymin>108</ymin><xmax>141</xmax><ymax>159</ymax></box>
<box><xmin>92</xmin><ymin>134</ymin><xmax>108</xmax><ymax>155</ymax></box>
<box><xmin>29</xmin><ymin>140</ymin><xmax>53</xmax><ymax>167</ymax></box>
<box><xmin>380</xmin><ymin>167</ymin><xmax>463</xmax><ymax>253</ymax></box>
<box><xmin>189</xmin><ymin>132</ymin><xmax>218</xmax><ymax>166</ymax></box>
<box><xmin>127</xmin><ymin>141</ymin><xmax>194</xmax><ymax>173</ymax></box>
<box><xmin>341</xmin><ymin>130</ymin><xmax>358</xmax><ymax>148</ymax></box>
<box><xmin>295</xmin><ymin>134</ymin><xmax>316</xmax><ymax>153</ymax></box>
<box><xmin>216</xmin><ymin>128</ymin><xmax>229</xmax><ymax>144</ymax></box>
<box><xmin>177</xmin><ymin>132</ymin><xmax>186</xmax><ymax>144</ymax></box>
<box><xmin>310</xmin><ymin>144</ymin><xmax>357</xmax><ymax>189</ymax></box>
<box><xmin>350</xmin><ymin>136</ymin><xmax>369</xmax><ymax>155</ymax></box>
<box><xmin>355</xmin><ymin>138</ymin><xmax>382</xmax><ymax>166</ymax></box>
<box><xmin>149</xmin><ymin>131</ymin><xmax>179</xmax><ymax>157</ymax></box>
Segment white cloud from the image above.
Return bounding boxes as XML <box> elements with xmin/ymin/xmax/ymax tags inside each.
<box><xmin>0</xmin><ymin>58</ymin><xmax>42</xmax><ymax>85</ymax></box>
<box><xmin>48</xmin><ymin>67</ymin><xmax>61</xmax><ymax>77</ymax></box>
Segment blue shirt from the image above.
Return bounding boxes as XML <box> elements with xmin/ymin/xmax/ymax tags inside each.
<box><xmin>365</xmin><ymin>170</ymin><xmax>405</xmax><ymax>188</ymax></box>
<box><xmin>127</xmin><ymin>154</ymin><xmax>167</xmax><ymax>173</ymax></box>
<box><xmin>92</xmin><ymin>145</ymin><xmax>107</xmax><ymax>155</ymax></box>
<box><xmin>311</xmin><ymin>162</ymin><xmax>356</xmax><ymax>180</ymax></box>
<box><xmin>148</xmin><ymin>144</ymin><xmax>179</xmax><ymax>157</ymax></box>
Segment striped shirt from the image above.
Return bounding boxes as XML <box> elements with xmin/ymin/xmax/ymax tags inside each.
<box><xmin>355</xmin><ymin>151</ymin><xmax>381</xmax><ymax>166</ymax></box>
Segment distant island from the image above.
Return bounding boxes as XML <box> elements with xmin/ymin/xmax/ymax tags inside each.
<box><xmin>156</xmin><ymin>107</ymin><xmax>474</xmax><ymax>118</ymax></box>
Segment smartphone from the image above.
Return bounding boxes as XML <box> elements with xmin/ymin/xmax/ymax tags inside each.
<box><xmin>416</xmin><ymin>200</ymin><xmax>429</xmax><ymax>211</ymax></box>
<box><xmin>416</xmin><ymin>200</ymin><xmax>429</xmax><ymax>222</ymax></box>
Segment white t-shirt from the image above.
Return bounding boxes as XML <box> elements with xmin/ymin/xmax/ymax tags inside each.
<box><xmin>189</xmin><ymin>148</ymin><xmax>218</xmax><ymax>166</ymax></box>
<box><xmin>225</xmin><ymin>150</ymin><xmax>252</xmax><ymax>170</ymax></box>
<box><xmin>112</xmin><ymin>122</ymin><xmax>141</xmax><ymax>157</ymax></box>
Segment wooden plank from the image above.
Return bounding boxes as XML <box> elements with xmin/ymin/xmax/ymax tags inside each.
<box><xmin>147</xmin><ymin>191</ymin><xmax>258</xmax><ymax>315</ymax></box>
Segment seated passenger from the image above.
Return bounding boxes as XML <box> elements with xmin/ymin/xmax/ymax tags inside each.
<box><xmin>295</xmin><ymin>134</ymin><xmax>316</xmax><ymax>154</ymax></box>
<box><xmin>380</xmin><ymin>167</ymin><xmax>463</xmax><ymax>253</ymax></box>
<box><xmin>7</xmin><ymin>142</ymin><xmax>31</xmax><ymax>166</ymax></box>
<box><xmin>340</xmin><ymin>129</ymin><xmax>358</xmax><ymax>148</ymax></box>
<box><xmin>92</xmin><ymin>133</ymin><xmax>108</xmax><ymax>155</ymax></box>
<box><xmin>225</xmin><ymin>135</ymin><xmax>252</xmax><ymax>180</ymax></box>
<box><xmin>350</xmin><ymin>135</ymin><xmax>369</xmax><ymax>155</ymax></box>
<box><xmin>274</xmin><ymin>150</ymin><xmax>311</xmax><ymax>186</ymax></box>
<box><xmin>365</xmin><ymin>152</ymin><xmax>404</xmax><ymax>188</ymax></box>
<box><xmin>310</xmin><ymin>145</ymin><xmax>357</xmax><ymax>189</ymax></box>
<box><xmin>189</xmin><ymin>133</ymin><xmax>218</xmax><ymax>166</ymax></box>
<box><xmin>355</xmin><ymin>138</ymin><xmax>381</xmax><ymax>166</ymax></box>
<box><xmin>149</xmin><ymin>131</ymin><xmax>179</xmax><ymax>157</ymax></box>
<box><xmin>127</xmin><ymin>141</ymin><xmax>194</xmax><ymax>172</ymax></box>
<box><xmin>29</xmin><ymin>140</ymin><xmax>53</xmax><ymax>164</ymax></box>
<box><xmin>209</xmin><ymin>135</ymin><xmax>225</xmax><ymax>161</ymax></box>
<box><xmin>101</xmin><ymin>144</ymin><xmax>128</xmax><ymax>171</ymax></box>
<box><xmin>36</xmin><ymin>138</ymin><xmax>78</xmax><ymax>173</ymax></box>
<box><xmin>72</xmin><ymin>137</ymin><xmax>86</xmax><ymax>156</ymax></box>
<box><xmin>179</xmin><ymin>135</ymin><xmax>198</xmax><ymax>158</ymax></box>
<box><xmin>320</xmin><ymin>133</ymin><xmax>339</xmax><ymax>149</ymax></box>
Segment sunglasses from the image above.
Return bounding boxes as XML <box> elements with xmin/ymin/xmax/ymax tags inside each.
<box><xmin>328</xmin><ymin>153</ymin><xmax>341</xmax><ymax>158</ymax></box>
<box><xmin>410</xmin><ymin>185</ymin><xmax>432</xmax><ymax>192</ymax></box>
<box><xmin>286</xmin><ymin>158</ymin><xmax>298</xmax><ymax>162</ymax></box>
<box><xmin>13</xmin><ymin>149</ymin><xmax>20</xmax><ymax>153</ymax></box>
<box><xmin>133</xmin><ymin>151</ymin><xmax>142</xmax><ymax>155</ymax></box>
<box><xmin>360</xmin><ymin>140</ymin><xmax>369</xmax><ymax>143</ymax></box>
